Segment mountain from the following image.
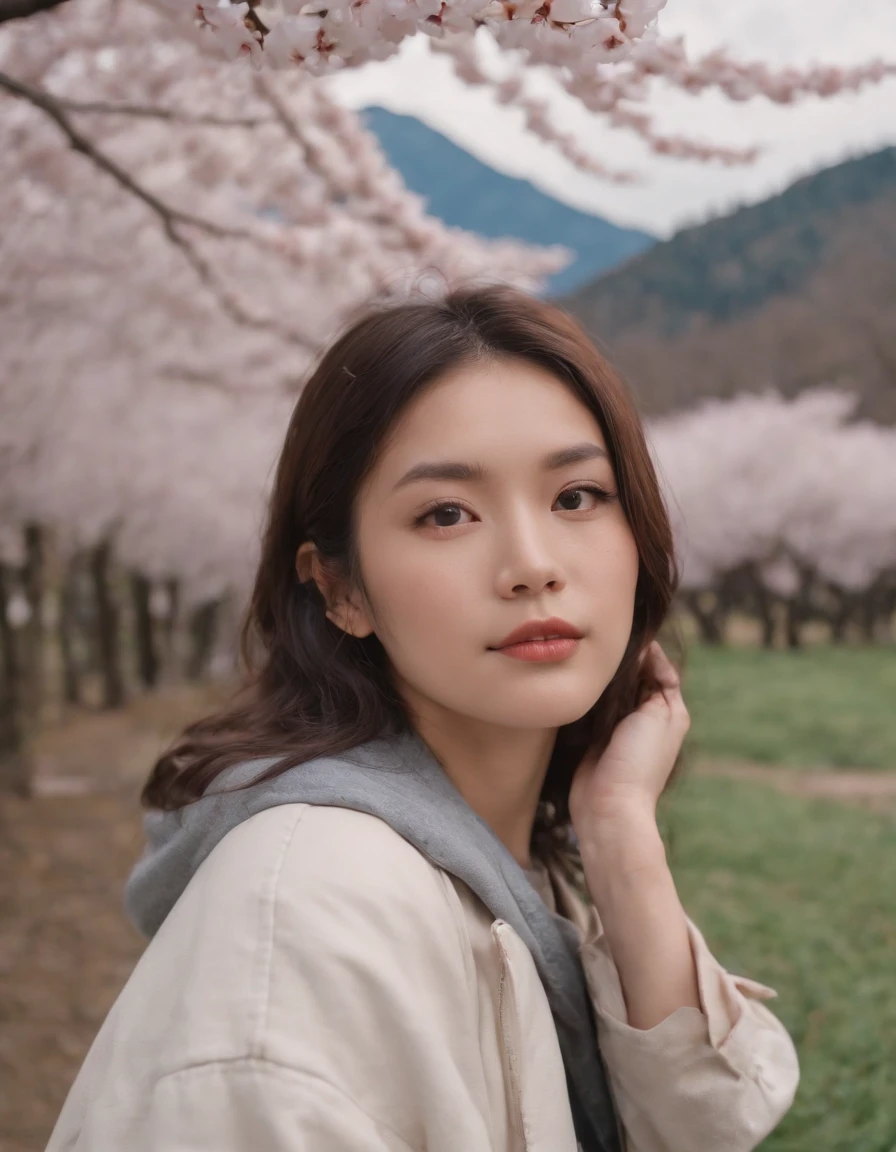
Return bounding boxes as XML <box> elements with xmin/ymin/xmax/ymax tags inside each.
<box><xmin>361</xmin><ymin>106</ymin><xmax>655</xmax><ymax>296</ymax></box>
<box><xmin>559</xmin><ymin>147</ymin><xmax>896</xmax><ymax>423</ymax></box>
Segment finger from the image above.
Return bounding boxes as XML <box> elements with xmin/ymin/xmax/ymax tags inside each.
<box><xmin>641</xmin><ymin>684</ymin><xmax>691</xmax><ymax>740</ymax></box>
<box><xmin>668</xmin><ymin>687</ymin><xmax>691</xmax><ymax>730</ymax></box>
<box><xmin>645</xmin><ymin>640</ymin><xmax>681</xmax><ymax>691</ymax></box>
<box><xmin>642</xmin><ymin>681</ymin><xmax>685</xmax><ymax>714</ymax></box>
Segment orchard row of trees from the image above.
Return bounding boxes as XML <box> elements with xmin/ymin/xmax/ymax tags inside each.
<box><xmin>0</xmin><ymin>528</ymin><xmax>237</xmax><ymax>794</ymax></box>
<box><xmin>651</xmin><ymin>390</ymin><xmax>896</xmax><ymax>648</ymax></box>
<box><xmin>2</xmin><ymin>386</ymin><xmax>893</xmax><ymax>794</ymax></box>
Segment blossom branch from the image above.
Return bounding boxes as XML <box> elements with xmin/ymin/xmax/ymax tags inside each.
<box><xmin>429</xmin><ymin>37</ymin><xmax>637</xmax><ymax>182</ymax></box>
<box><xmin>49</xmin><ymin>95</ymin><xmax>273</xmax><ymax>128</ymax></box>
<box><xmin>1</xmin><ymin>72</ymin><xmax>246</xmax><ymax>241</ymax></box>
<box><xmin>431</xmin><ymin>36</ymin><xmax>756</xmax><ymax>174</ymax></box>
<box><xmin>253</xmin><ymin>75</ymin><xmax>423</xmax><ymax>249</ymax></box>
<box><xmin>0</xmin><ymin>70</ymin><xmax>314</xmax><ymax>349</ymax></box>
<box><xmin>627</xmin><ymin>38</ymin><xmax>896</xmax><ymax>103</ymax></box>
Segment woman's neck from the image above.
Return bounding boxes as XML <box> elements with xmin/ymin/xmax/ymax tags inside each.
<box><xmin>410</xmin><ymin>713</ymin><xmax>557</xmax><ymax>869</ymax></box>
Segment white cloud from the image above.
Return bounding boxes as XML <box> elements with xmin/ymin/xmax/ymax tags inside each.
<box><xmin>326</xmin><ymin>0</ymin><xmax>896</xmax><ymax>235</ymax></box>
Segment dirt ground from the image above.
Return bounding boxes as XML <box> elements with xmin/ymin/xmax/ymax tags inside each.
<box><xmin>0</xmin><ymin>790</ymin><xmax>145</xmax><ymax>1152</ymax></box>
<box><xmin>691</xmin><ymin>759</ymin><xmax>896</xmax><ymax>810</ymax></box>
<box><xmin>0</xmin><ymin>683</ymin><xmax>232</xmax><ymax>1152</ymax></box>
<box><xmin>2</xmin><ymin>684</ymin><xmax>894</xmax><ymax>1152</ymax></box>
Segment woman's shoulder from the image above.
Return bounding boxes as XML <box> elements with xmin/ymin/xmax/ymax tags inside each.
<box><xmin>136</xmin><ymin>804</ymin><xmax>477</xmax><ymax>1074</ymax></box>
<box><xmin>250</xmin><ymin>805</ymin><xmax>482</xmax><ymax>1082</ymax></box>
<box><xmin>194</xmin><ymin>803</ymin><xmax>469</xmax><ymax>951</ymax></box>
<box><xmin>70</xmin><ymin>810</ymin><xmax>487</xmax><ymax>1139</ymax></box>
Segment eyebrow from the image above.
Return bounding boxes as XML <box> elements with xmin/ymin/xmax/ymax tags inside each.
<box><xmin>391</xmin><ymin>441</ymin><xmax>609</xmax><ymax>492</ymax></box>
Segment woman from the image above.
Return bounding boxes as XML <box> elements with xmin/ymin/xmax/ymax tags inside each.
<box><xmin>47</xmin><ymin>286</ymin><xmax>799</xmax><ymax>1152</ymax></box>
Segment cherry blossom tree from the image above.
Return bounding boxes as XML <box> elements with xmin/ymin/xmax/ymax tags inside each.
<box><xmin>649</xmin><ymin>390</ymin><xmax>896</xmax><ymax>647</ymax></box>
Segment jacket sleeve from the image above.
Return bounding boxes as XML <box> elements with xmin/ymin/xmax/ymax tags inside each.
<box><xmin>580</xmin><ymin>911</ymin><xmax>800</xmax><ymax>1152</ymax></box>
<box><xmin>146</xmin><ymin>1059</ymin><xmax>417</xmax><ymax>1152</ymax></box>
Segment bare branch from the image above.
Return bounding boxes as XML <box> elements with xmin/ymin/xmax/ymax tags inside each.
<box><xmin>0</xmin><ymin>0</ymin><xmax>69</xmax><ymax>24</ymax></box>
<box><xmin>0</xmin><ymin>72</ymin><xmax>268</xmax><ymax>242</ymax></box>
<box><xmin>54</xmin><ymin>95</ymin><xmax>273</xmax><ymax>129</ymax></box>
<box><xmin>0</xmin><ymin>69</ymin><xmax>315</xmax><ymax>351</ymax></box>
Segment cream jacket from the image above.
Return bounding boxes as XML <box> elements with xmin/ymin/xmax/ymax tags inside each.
<box><xmin>46</xmin><ymin>804</ymin><xmax>799</xmax><ymax>1152</ymax></box>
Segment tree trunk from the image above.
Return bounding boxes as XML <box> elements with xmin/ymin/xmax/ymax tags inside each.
<box><xmin>829</xmin><ymin>596</ymin><xmax>850</xmax><ymax>644</ymax></box>
<box><xmin>0</xmin><ymin>564</ymin><xmax>30</xmax><ymax>796</ymax></box>
<box><xmin>130</xmin><ymin>572</ymin><xmax>159</xmax><ymax>689</ymax></box>
<box><xmin>90</xmin><ymin>541</ymin><xmax>125</xmax><ymax>709</ymax></box>
<box><xmin>880</xmin><ymin>583</ymin><xmax>896</xmax><ymax>643</ymax></box>
<box><xmin>857</xmin><ymin>593</ymin><xmax>876</xmax><ymax>642</ymax></box>
<box><xmin>21</xmin><ymin>522</ymin><xmax>45</xmax><ymax>722</ymax></box>
<box><xmin>862</xmin><ymin>577</ymin><xmax>895</xmax><ymax>644</ymax></box>
<box><xmin>743</xmin><ymin>564</ymin><xmax>776</xmax><ymax>648</ymax></box>
<box><xmin>159</xmin><ymin>577</ymin><xmax>180</xmax><ymax>681</ymax></box>
<box><xmin>187</xmin><ymin>599</ymin><xmax>220</xmax><ymax>680</ymax></box>
<box><xmin>783</xmin><ymin>562</ymin><xmax>818</xmax><ymax>650</ymax></box>
<box><xmin>58</xmin><ymin>557</ymin><xmax>81</xmax><ymax>705</ymax></box>
<box><xmin>784</xmin><ymin>599</ymin><xmax>803</xmax><ymax>649</ymax></box>
<box><xmin>682</xmin><ymin>591</ymin><xmax>724</xmax><ymax>645</ymax></box>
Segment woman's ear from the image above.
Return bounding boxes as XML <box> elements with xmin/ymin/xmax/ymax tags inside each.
<box><xmin>295</xmin><ymin>540</ymin><xmax>316</xmax><ymax>586</ymax></box>
<box><xmin>295</xmin><ymin>541</ymin><xmax>375</xmax><ymax>639</ymax></box>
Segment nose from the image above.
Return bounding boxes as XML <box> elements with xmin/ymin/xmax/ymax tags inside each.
<box><xmin>493</xmin><ymin>512</ymin><xmax>566</xmax><ymax>598</ymax></box>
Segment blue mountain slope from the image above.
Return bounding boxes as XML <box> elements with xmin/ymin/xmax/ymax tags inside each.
<box><xmin>362</xmin><ymin>106</ymin><xmax>655</xmax><ymax>296</ymax></box>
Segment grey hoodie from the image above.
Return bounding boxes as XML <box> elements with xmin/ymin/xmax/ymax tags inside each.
<box><xmin>124</xmin><ymin>728</ymin><xmax>620</xmax><ymax>1152</ymax></box>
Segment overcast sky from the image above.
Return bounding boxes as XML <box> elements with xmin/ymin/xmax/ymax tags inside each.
<box><xmin>326</xmin><ymin>0</ymin><xmax>896</xmax><ymax>236</ymax></box>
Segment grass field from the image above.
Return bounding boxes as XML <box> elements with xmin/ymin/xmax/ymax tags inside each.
<box><xmin>682</xmin><ymin>645</ymin><xmax>896</xmax><ymax>769</ymax></box>
<box><xmin>661</xmin><ymin>774</ymin><xmax>896</xmax><ymax>1151</ymax></box>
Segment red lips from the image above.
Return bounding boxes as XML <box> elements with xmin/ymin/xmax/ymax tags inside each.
<box><xmin>490</xmin><ymin>616</ymin><xmax>583</xmax><ymax>650</ymax></box>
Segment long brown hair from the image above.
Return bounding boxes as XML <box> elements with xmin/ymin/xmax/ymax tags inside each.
<box><xmin>142</xmin><ymin>285</ymin><xmax>679</xmax><ymax>871</ymax></box>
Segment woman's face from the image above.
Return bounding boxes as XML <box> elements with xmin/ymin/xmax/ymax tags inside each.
<box><xmin>349</xmin><ymin>355</ymin><xmax>640</xmax><ymax>734</ymax></box>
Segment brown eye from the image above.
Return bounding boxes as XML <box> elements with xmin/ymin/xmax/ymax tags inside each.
<box><xmin>415</xmin><ymin>502</ymin><xmax>473</xmax><ymax>529</ymax></box>
<box><xmin>430</xmin><ymin>505</ymin><xmax>463</xmax><ymax>527</ymax></box>
<box><xmin>555</xmin><ymin>485</ymin><xmax>613</xmax><ymax>511</ymax></box>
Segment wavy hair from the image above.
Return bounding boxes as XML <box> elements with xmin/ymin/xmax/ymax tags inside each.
<box><xmin>141</xmin><ymin>285</ymin><xmax>679</xmax><ymax>882</ymax></box>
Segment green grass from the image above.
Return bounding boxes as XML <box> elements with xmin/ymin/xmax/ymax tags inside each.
<box><xmin>682</xmin><ymin>645</ymin><xmax>896</xmax><ymax>769</ymax></box>
<box><xmin>660</xmin><ymin>775</ymin><xmax>896</xmax><ymax>1152</ymax></box>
